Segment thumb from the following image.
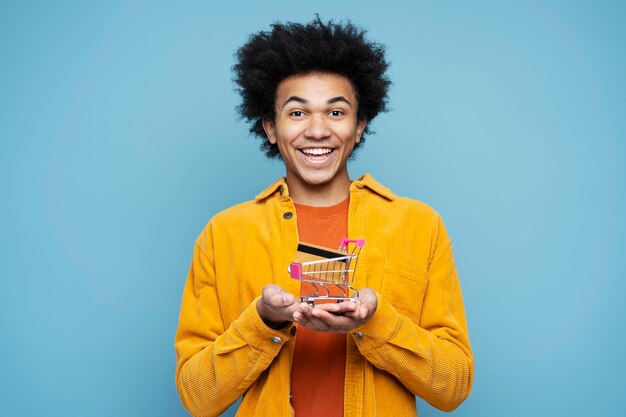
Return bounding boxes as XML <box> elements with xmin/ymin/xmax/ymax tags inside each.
<box><xmin>280</xmin><ymin>291</ymin><xmax>295</xmax><ymax>305</ymax></box>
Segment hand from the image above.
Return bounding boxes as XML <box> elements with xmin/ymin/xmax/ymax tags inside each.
<box><xmin>256</xmin><ymin>284</ymin><xmax>299</xmax><ymax>329</ymax></box>
<box><xmin>293</xmin><ymin>288</ymin><xmax>378</xmax><ymax>333</ymax></box>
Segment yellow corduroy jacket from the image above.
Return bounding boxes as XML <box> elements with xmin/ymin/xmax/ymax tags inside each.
<box><xmin>175</xmin><ymin>174</ymin><xmax>473</xmax><ymax>417</ymax></box>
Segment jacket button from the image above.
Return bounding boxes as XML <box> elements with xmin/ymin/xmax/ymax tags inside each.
<box><xmin>353</xmin><ymin>332</ymin><xmax>364</xmax><ymax>339</ymax></box>
<box><xmin>290</xmin><ymin>326</ymin><xmax>297</xmax><ymax>336</ymax></box>
<box><xmin>283</xmin><ymin>212</ymin><xmax>293</xmax><ymax>219</ymax></box>
<box><xmin>271</xmin><ymin>336</ymin><xmax>282</xmax><ymax>344</ymax></box>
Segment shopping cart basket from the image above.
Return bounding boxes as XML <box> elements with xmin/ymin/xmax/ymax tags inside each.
<box><xmin>288</xmin><ymin>238</ymin><xmax>365</xmax><ymax>305</ymax></box>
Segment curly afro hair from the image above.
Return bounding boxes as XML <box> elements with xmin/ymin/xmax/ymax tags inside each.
<box><xmin>233</xmin><ymin>16</ymin><xmax>391</xmax><ymax>159</ymax></box>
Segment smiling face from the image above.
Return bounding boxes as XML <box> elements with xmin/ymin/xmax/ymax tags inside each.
<box><xmin>262</xmin><ymin>72</ymin><xmax>367</xmax><ymax>205</ymax></box>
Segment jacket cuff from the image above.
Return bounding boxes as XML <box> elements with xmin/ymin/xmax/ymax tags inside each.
<box><xmin>232</xmin><ymin>296</ymin><xmax>294</xmax><ymax>355</ymax></box>
<box><xmin>351</xmin><ymin>293</ymin><xmax>400</xmax><ymax>350</ymax></box>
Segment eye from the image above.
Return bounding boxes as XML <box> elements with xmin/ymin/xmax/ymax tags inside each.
<box><xmin>329</xmin><ymin>110</ymin><xmax>344</xmax><ymax>117</ymax></box>
<box><xmin>290</xmin><ymin>110</ymin><xmax>305</xmax><ymax>117</ymax></box>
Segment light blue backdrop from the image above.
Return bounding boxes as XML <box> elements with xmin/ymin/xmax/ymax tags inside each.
<box><xmin>1</xmin><ymin>1</ymin><xmax>624</xmax><ymax>416</ymax></box>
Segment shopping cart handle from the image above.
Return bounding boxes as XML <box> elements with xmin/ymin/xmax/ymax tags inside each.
<box><xmin>288</xmin><ymin>262</ymin><xmax>302</xmax><ymax>280</ymax></box>
<box><xmin>340</xmin><ymin>238</ymin><xmax>365</xmax><ymax>248</ymax></box>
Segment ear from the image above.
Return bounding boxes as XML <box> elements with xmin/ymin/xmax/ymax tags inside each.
<box><xmin>356</xmin><ymin>118</ymin><xmax>368</xmax><ymax>144</ymax></box>
<box><xmin>262</xmin><ymin>118</ymin><xmax>277</xmax><ymax>145</ymax></box>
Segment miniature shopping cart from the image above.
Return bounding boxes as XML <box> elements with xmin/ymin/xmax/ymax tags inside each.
<box><xmin>288</xmin><ymin>238</ymin><xmax>365</xmax><ymax>306</ymax></box>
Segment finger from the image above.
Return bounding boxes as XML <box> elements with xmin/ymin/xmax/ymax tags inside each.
<box><xmin>309</xmin><ymin>309</ymin><xmax>351</xmax><ymax>329</ymax></box>
<box><xmin>299</xmin><ymin>309</ymin><xmax>364</xmax><ymax>332</ymax></box>
<box><xmin>262</xmin><ymin>283</ymin><xmax>280</xmax><ymax>295</ymax></box>
<box><xmin>296</xmin><ymin>303</ymin><xmax>364</xmax><ymax>332</ymax></box>
<box><xmin>293</xmin><ymin>310</ymin><xmax>303</xmax><ymax>322</ymax></box>
<box><xmin>313</xmin><ymin>301</ymin><xmax>358</xmax><ymax>314</ymax></box>
<box><xmin>280</xmin><ymin>291</ymin><xmax>295</xmax><ymax>305</ymax></box>
<box><xmin>293</xmin><ymin>306</ymin><xmax>318</xmax><ymax>324</ymax></box>
<box><xmin>261</xmin><ymin>284</ymin><xmax>281</xmax><ymax>303</ymax></box>
<box><xmin>266</xmin><ymin>289</ymin><xmax>295</xmax><ymax>308</ymax></box>
<box><xmin>294</xmin><ymin>311</ymin><xmax>327</xmax><ymax>331</ymax></box>
<box><xmin>296</xmin><ymin>302</ymin><xmax>313</xmax><ymax>314</ymax></box>
<box><xmin>343</xmin><ymin>308</ymin><xmax>362</xmax><ymax>319</ymax></box>
<box><xmin>295</xmin><ymin>307</ymin><xmax>334</xmax><ymax>330</ymax></box>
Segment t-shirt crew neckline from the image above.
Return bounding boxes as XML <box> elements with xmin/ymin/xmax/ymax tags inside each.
<box><xmin>293</xmin><ymin>197</ymin><xmax>350</xmax><ymax>219</ymax></box>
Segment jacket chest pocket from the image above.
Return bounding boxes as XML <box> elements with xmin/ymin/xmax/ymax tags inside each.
<box><xmin>381</xmin><ymin>260</ymin><xmax>429</xmax><ymax>321</ymax></box>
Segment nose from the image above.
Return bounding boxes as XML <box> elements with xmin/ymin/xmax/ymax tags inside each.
<box><xmin>303</xmin><ymin>114</ymin><xmax>331</xmax><ymax>140</ymax></box>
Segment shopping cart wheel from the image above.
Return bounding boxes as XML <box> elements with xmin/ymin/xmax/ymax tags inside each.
<box><xmin>301</xmin><ymin>297</ymin><xmax>315</xmax><ymax>307</ymax></box>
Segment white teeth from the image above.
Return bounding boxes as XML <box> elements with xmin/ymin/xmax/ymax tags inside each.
<box><xmin>302</xmin><ymin>148</ymin><xmax>332</xmax><ymax>156</ymax></box>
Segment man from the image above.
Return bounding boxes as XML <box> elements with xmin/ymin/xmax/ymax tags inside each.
<box><xmin>175</xmin><ymin>17</ymin><xmax>473</xmax><ymax>417</ymax></box>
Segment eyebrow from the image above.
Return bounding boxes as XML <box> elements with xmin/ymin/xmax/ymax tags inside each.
<box><xmin>281</xmin><ymin>95</ymin><xmax>353</xmax><ymax>109</ymax></box>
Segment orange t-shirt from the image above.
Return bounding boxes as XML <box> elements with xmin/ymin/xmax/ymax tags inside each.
<box><xmin>291</xmin><ymin>197</ymin><xmax>349</xmax><ymax>417</ymax></box>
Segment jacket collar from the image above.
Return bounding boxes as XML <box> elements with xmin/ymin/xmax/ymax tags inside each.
<box><xmin>255</xmin><ymin>177</ymin><xmax>289</xmax><ymax>201</ymax></box>
<box><xmin>255</xmin><ymin>174</ymin><xmax>395</xmax><ymax>202</ymax></box>
<box><xmin>351</xmin><ymin>173</ymin><xmax>395</xmax><ymax>200</ymax></box>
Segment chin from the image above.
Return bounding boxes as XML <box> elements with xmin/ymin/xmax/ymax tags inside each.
<box><xmin>300</xmin><ymin>171</ymin><xmax>333</xmax><ymax>185</ymax></box>
<box><xmin>302</xmin><ymin>176</ymin><xmax>332</xmax><ymax>186</ymax></box>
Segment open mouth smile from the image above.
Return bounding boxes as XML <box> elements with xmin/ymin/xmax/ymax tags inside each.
<box><xmin>300</xmin><ymin>148</ymin><xmax>334</xmax><ymax>156</ymax></box>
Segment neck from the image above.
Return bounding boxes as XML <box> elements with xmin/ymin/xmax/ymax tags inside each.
<box><xmin>286</xmin><ymin>175</ymin><xmax>352</xmax><ymax>207</ymax></box>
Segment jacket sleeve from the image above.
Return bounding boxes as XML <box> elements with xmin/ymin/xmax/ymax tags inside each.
<box><xmin>174</xmin><ymin>224</ymin><xmax>292</xmax><ymax>417</ymax></box>
<box><xmin>352</xmin><ymin>215</ymin><xmax>474</xmax><ymax>412</ymax></box>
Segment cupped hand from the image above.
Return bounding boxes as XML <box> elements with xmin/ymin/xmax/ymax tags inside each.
<box><xmin>293</xmin><ymin>288</ymin><xmax>378</xmax><ymax>333</ymax></box>
<box><xmin>256</xmin><ymin>284</ymin><xmax>299</xmax><ymax>329</ymax></box>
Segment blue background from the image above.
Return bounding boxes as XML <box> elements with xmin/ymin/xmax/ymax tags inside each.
<box><xmin>1</xmin><ymin>1</ymin><xmax>624</xmax><ymax>416</ymax></box>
